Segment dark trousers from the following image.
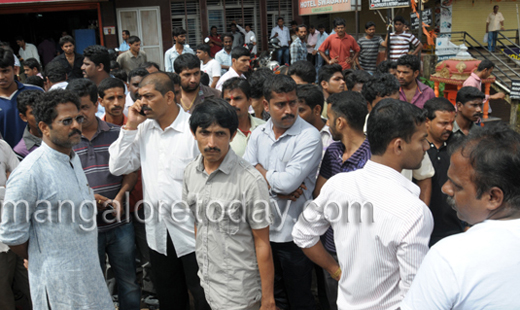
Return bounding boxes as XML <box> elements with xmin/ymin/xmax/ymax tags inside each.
<box><xmin>307</xmin><ymin>53</ymin><xmax>316</xmax><ymax>65</ymax></box>
<box><xmin>149</xmin><ymin>235</ymin><xmax>210</xmax><ymax>310</ymax></box>
<box><xmin>271</xmin><ymin>241</ymin><xmax>316</xmax><ymax>310</ymax></box>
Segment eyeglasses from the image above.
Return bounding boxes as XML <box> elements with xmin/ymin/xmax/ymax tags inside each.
<box><xmin>57</xmin><ymin>115</ymin><xmax>85</xmax><ymax>126</ymax></box>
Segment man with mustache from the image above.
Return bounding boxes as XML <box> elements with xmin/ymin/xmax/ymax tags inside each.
<box><xmin>109</xmin><ymin>72</ymin><xmax>210</xmax><ymax>310</ymax></box>
<box><xmin>402</xmin><ymin>123</ymin><xmax>520</xmax><ymax>309</ymax></box>
<box><xmin>0</xmin><ymin>89</ymin><xmax>114</xmax><ymax>309</ymax></box>
<box><xmin>98</xmin><ymin>78</ymin><xmax>127</xmax><ymax>126</ymax></box>
<box><xmin>174</xmin><ymin>54</ymin><xmax>220</xmax><ymax>113</ymax></box>
<box><xmin>68</xmin><ymin>78</ymin><xmax>141</xmax><ymax>309</ymax></box>
<box><xmin>244</xmin><ymin>75</ymin><xmax>322</xmax><ymax>310</ymax></box>
<box><xmin>449</xmin><ymin>86</ymin><xmax>484</xmax><ymax>144</ymax></box>
<box><xmin>423</xmin><ymin>97</ymin><xmax>466</xmax><ymax>246</ymax></box>
<box><xmin>222</xmin><ymin>77</ymin><xmax>265</xmax><ymax>157</ymax></box>
<box><xmin>397</xmin><ymin>55</ymin><xmax>435</xmax><ymax>109</ymax></box>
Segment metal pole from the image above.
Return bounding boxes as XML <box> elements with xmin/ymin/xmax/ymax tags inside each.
<box><xmin>241</xmin><ymin>0</ymin><xmax>245</xmax><ymax>26</ymax></box>
<box><xmin>516</xmin><ymin>5</ymin><xmax>520</xmax><ymax>44</ymax></box>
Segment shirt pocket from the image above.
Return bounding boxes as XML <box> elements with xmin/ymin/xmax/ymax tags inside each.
<box><xmin>211</xmin><ymin>200</ymin><xmax>242</xmax><ymax>236</ymax></box>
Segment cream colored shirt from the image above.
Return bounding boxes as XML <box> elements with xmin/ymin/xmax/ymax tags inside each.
<box><xmin>487</xmin><ymin>12</ymin><xmax>504</xmax><ymax>32</ymax></box>
<box><xmin>230</xmin><ymin>115</ymin><xmax>265</xmax><ymax>157</ymax></box>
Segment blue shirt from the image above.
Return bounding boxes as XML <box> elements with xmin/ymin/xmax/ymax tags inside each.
<box><xmin>164</xmin><ymin>45</ymin><xmax>195</xmax><ymax>72</ymax></box>
<box><xmin>0</xmin><ymin>142</ymin><xmax>113</xmax><ymax>309</ymax></box>
<box><xmin>119</xmin><ymin>40</ymin><xmax>130</xmax><ymax>52</ymax></box>
<box><xmin>319</xmin><ymin>139</ymin><xmax>371</xmax><ymax>253</ymax></box>
<box><xmin>315</xmin><ymin>31</ymin><xmax>329</xmax><ymax>51</ymax></box>
<box><xmin>243</xmin><ymin>116</ymin><xmax>322</xmax><ymax>242</ymax></box>
<box><xmin>215</xmin><ymin>49</ymin><xmax>232</xmax><ymax>76</ymax></box>
<box><xmin>0</xmin><ymin>81</ymin><xmax>43</xmax><ymax>147</ymax></box>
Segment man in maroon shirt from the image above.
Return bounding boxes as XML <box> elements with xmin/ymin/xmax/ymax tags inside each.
<box><xmin>318</xmin><ymin>18</ymin><xmax>360</xmax><ymax>70</ymax></box>
<box><xmin>208</xmin><ymin>26</ymin><xmax>222</xmax><ymax>57</ymax></box>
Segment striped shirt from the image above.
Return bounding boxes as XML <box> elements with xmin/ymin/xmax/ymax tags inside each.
<box><xmin>357</xmin><ymin>36</ymin><xmax>383</xmax><ymax>72</ymax></box>
<box><xmin>293</xmin><ymin>160</ymin><xmax>433</xmax><ymax>310</ymax></box>
<box><xmin>389</xmin><ymin>32</ymin><xmax>420</xmax><ymax>61</ymax></box>
<box><xmin>74</xmin><ymin>118</ymin><xmax>128</xmax><ymax>231</ymax></box>
<box><xmin>319</xmin><ymin>139</ymin><xmax>371</xmax><ymax>253</ymax></box>
<box><xmin>290</xmin><ymin>37</ymin><xmax>307</xmax><ymax>64</ymax></box>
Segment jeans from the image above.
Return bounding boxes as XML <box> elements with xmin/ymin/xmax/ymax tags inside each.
<box><xmin>277</xmin><ymin>47</ymin><xmax>290</xmax><ymax>66</ymax></box>
<box><xmin>149</xmin><ymin>234</ymin><xmax>210</xmax><ymax>310</ymax></box>
<box><xmin>488</xmin><ymin>31</ymin><xmax>498</xmax><ymax>52</ymax></box>
<box><xmin>271</xmin><ymin>241</ymin><xmax>316</xmax><ymax>310</ymax></box>
<box><xmin>98</xmin><ymin>222</ymin><xmax>141</xmax><ymax>310</ymax></box>
<box><xmin>322</xmin><ymin>251</ymin><xmax>339</xmax><ymax>310</ymax></box>
<box><xmin>315</xmin><ymin>53</ymin><xmax>324</xmax><ymax>83</ymax></box>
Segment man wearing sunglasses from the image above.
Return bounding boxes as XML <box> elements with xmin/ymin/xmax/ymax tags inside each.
<box><xmin>0</xmin><ymin>89</ymin><xmax>114</xmax><ymax>309</ymax></box>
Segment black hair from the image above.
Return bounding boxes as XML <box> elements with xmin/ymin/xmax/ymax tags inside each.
<box><xmin>190</xmin><ymin>97</ymin><xmax>238</xmax><ymax>137</ymax></box>
<box><xmin>493</xmin><ymin>5</ymin><xmax>499</xmax><ymax>9</ymax></box>
<box><xmin>139</xmin><ymin>72</ymin><xmax>175</xmax><ymax>96</ymax></box>
<box><xmin>288</xmin><ymin>60</ymin><xmax>316</xmax><ymax>84</ymax></box>
<box><xmin>327</xmin><ymin>91</ymin><xmax>368</xmax><ymax>132</ymax></box>
<box><xmin>83</xmin><ymin>45</ymin><xmax>110</xmax><ymax>73</ymax></box>
<box><xmin>376</xmin><ymin>60</ymin><xmax>397</xmax><ymax>74</ymax></box>
<box><xmin>128</xmin><ymin>36</ymin><xmax>141</xmax><ymax>45</ymax></box>
<box><xmin>196</xmin><ymin>44</ymin><xmax>211</xmax><ymax>55</ymax></box>
<box><xmin>317</xmin><ymin>24</ymin><xmax>325</xmax><ymax>29</ymax></box>
<box><xmin>367</xmin><ymin>98</ymin><xmax>426</xmax><ymax>156</ymax></box>
<box><xmin>318</xmin><ymin>64</ymin><xmax>343</xmax><ymax>84</ymax></box>
<box><xmin>173</xmin><ymin>27</ymin><xmax>187</xmax><ymax>38</ymax></box>
<box><xmin>211</xmin><ymin>26</ymin><xmax>217</xmax><ymax>30</ymax></box>
<box><xmin>141</xmin><ymin>62</ymin><xmax>160</xmax><ymax>71</ymax></box>
<box><xmin>128</xmin><ymin>67</ymin><xmax>149</xmax><ymax>82</ymax></box>
<box><xmin>0</xmin><ymin>47</ymin><xmax>15</xmax><ymax>68</ymax></box>
<box><xmin>122</xmin><ymin>30</ymin><xmax>130</xmax><ymax>36</ymax></box>
<box><xmin>296</xmin><ymin>84</ymin><xmax>324</xmax><ymax>110</ymax></box>
<box><xmin>165</xmin><ymin>72</ymin><xmax>181</xmax><ymax>86</ymax></box>
<box><xmin>59</xmin><ymin>35</ymin><xmax>75</xmax><ymax>47</ymax></box>
<box><xmin>423</xmin><ymin>97</ymin><xmax>456</xmax><ymax>120</ymax></box>
<box><xmin>17</xmin><ymin>90</ymin><xmax>42</xmax><ymax>115</ymax></box>
<box><xmin>397</xmin><ymin>54</ymin><xmax>420</xmax><ymax>72</ymax></box>
<box><xmin>477</xmin><ymin>59</ymin><xmax>495</xmax><ymax>72</ymax></box>
<box><xmin>309</xmin><ymin>25</ymin><xmax>315</xmax><ymax>29</ymax></box>
<box><xmin>450</xmin><ymin>122</ymin><xmax>520</xmax><ymax>207</ymax></box>
<box><xmin>263</xmin><ymin>74</ymin><xmax>297</xmax><ymax>102</ymax></box>
<box><xmin>290</xmin><ymin>20</ymin><xmax>298</xmax><ymax>26</ymax></box>
<box><xmin>298</xmin><ymin>24</ymin><xmax>308</xmax><ymax>32</ymax></box>
<box><xmin>66</xmin><ymin>78</ymin><xmax>98</xmax><ymax>105</ymax></box>
<box><xmin>25</xmin><ymin>76</ymin><xmax>44</xmax><ymax>88</ymax></box>
<box><xmin>98</xmin><ymin>77</ymin><xmax>125</xmax><ymax>98</ymax></box>
<box><xmin>230</xmin><ymin>23</ymin><xmax>237</xmax><ymax>28</ymax></box>
<box><xmin>249</xmin><ymin>68</ymin><xmax>274</xmax><ymax>99</ymax></box>
<box><xmin>15</xmin><ymin>36</ymin><xmax>24</xmax><ymax>42</ymax></box>
<box><xmin>200</xmin><ymin>72</ymin><xmax>210</xmax><ymax>86</ymax></box>
<box><xmin>456</xmin><ymin>86</ymin><xmax>485</xmax><ymax>105</ymax></box>
<box><xmin>45</xmin><ymin>61</ymin><xmax>67</xmax><ymax>83</ymax></box>
<box><xmin>24</xmin><ymin>58</ymin><xmax>41</xmax><ymax>72</ymax></box>
<box><xmin>361</xmin><ymin>73</ymin><xmax>400</xmax><ymax>105</ymax></box>
<box><xmin>245</xmin><ymin>24</ymin><xmax>252</xmax><ymax>29</ymax></box>
<box><xmin>111</xmin><ymin>69</ymin><xmax>128</xmax><ymax>84</ymax></box>
<box><xmin>222</xmin><ymin>77</ymin><xmax>251</xmax><ymax>99</ymax></box>
<box><xmin>110</xmin><ymin>60</ymin><xmax>120</xmax><ymax>70</ymax></box>
<box><xmin>393</xmin><ymin>15</ymin><xmax>406</xmax><ymax>24</ymax></box>
<box><xmin>222</xmin><ymin>32</ymin><xmax>234</xmax><ymax>41</ymax></box>
<box><xmin>404</xmin><ymin>20</ymin><xmax>410</xmax><ymax>27</ymax></box>
<box><xmin>365</xmin><ymin>21</ymin><xmax>376</xmax><ymax>29</ymax></box>
<box><xmin>33</xmin><ymin>89</ymin><xmax>80</xmax><ymax>126</ymax></box>
<box><xmin>231</xmin><ymin>46</ymin><xmax>251</xmax><ymax>60</ymax></box>
<box><xmin>174</xmin><ymin>53</ymin><xmax>200</xmax><ymax>74</ymax></box>
<box><xmin>278</xmin><ymin>17</ymin><xmax>284</xmax><ymax>22</ymax></box>
<box><xmin>333</xmin><ymin>18</ymin><xmax>346</xmax><ymax>28</ymax></box>
<box><xmin>345</xmin><ymin>70</ymin><xmax>371</xmax><ymax>91</ymax></box>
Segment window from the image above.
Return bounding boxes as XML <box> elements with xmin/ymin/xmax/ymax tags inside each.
<box><xmin>171</xmin><ymin>1</ymin><xmax>201</xmax><ymax>47</ymax></box>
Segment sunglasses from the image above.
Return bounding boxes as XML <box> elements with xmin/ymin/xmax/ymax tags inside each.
<box><xmin>58</xmin><ymin>115</ymin><xmax>85</xmax><ymax>126</ymax></box>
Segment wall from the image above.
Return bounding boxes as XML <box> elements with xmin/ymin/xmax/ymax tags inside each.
<box><xmin>114</xmin><ymin>0</ymin><xmax>173</xmax><ymax>53</ymax></box>
<box><xmin>452</xmin><ymin>1</ymin><xmax>518</xmax><ymax>46</ymax></box>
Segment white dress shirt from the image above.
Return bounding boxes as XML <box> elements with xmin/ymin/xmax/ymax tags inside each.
<box><xmin>19</xmin><ymin>43</ymin><xmax>40</xmax><ymax>64</ymax></box>
<box><xmin>216</xmin><ymin>67</ymin><xmax>245</xmax><ymax>91</ymax></box>
<box><xmin>123</xmin><ymin>92</ymin><xmax>134</xmax><ymax>117</ymax></box>
<box><xmin>49</xmin><ymin>81</ymin><xmax>68</xmax><ymax>91</ymax></box>
<box><xmin>293</xmin><ymin>160</ymin><xmax>433</xmax><ymax>310</ymax></box>
<box><xmin>237</xmin><ymin>24</ymin><xmax>257</xmax><ymax>54</ymax></box>
<box><xmin>109</xmin><ymin>107</ymin><xmax>200</xmax><ymax>256</ymax></box>
<box><xmin>270</xmin><ymin>26</ymin><xmax>291</xmax><ymax>47</ymax></box>
<box><xmin>244</xmin><ymin>116</ymin><xmax>322</xmax><ymax>242</ymax></box>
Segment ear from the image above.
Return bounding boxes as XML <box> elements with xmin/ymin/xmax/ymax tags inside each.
<box><xmin>456</xmin><ymin>102</ymin><xmax>462</xmax><ymax>112</ymax></box>
<box><xmin>486</xmin><ymin>187</ymin><xmax>505</xmax><ymax>212</ymax></box>
<box><xmin>392</xmin><ymin>137</ymin><xmax>404</xmax><ymax>156</ymax></box>
<box><xmin>166</xmin><ymin>90</ymin><xmax>176</xmax><ymax>105</ymax></box>
<box><xmin>314</xmin><ymin>105</ymin><xmax>322</xmax><ymax>116</ymax></box>
<box><xmin>263</xmin><ymin>98</ymin><xmax>269</xmax><ymax>113</ymax></box>
<box><xmin>19</xmin><ymin>113</ymin><xmax>28</xmax><ymax>123</ymax></box>
<box><xmin>38</xmin><ymin>121</ymin><xmax>50</xmax><ymax>138</ymax></box>
<box><xmin>320</xmin><ymin>80</ymin><xmax>328</xmax><ymax>90</ymax></box>
<box><xmin>98</xmin><ymin>97</ymin><xmax>105</xmax><ymax>108</ymax></box>
<box><xmin>425</xmin><ymin>118</ymin><xmax>431</xmax><ymax>130</ymax></box>
<box><xmin>97</xmin><ymin>63</ymin><xmax>105</xmax><ymax>73</ymax></box>
<box><xmin>413</xmin><ymin>70</ymin><xmax>420</xmax><ymax>79</ymax></box>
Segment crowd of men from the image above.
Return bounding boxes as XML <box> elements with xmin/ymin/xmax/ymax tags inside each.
<box><xmin>0</xmin><ymin>11</ymin><xmax>519</xmax><ymax>310</ymax></box>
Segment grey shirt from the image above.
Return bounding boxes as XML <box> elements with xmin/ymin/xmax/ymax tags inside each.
<box><xmin>183</xmin><ymin>148</ymin><xmax>271</xmax><ymax>309</ymax></box>
<box><xmin>0</xmin><ymin>142</ymin><xmax>113</xmax><ymax>309</ymax></box>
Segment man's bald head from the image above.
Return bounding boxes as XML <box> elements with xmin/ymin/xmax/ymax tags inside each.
<box><xmin>139</xmin><ymin>72</ymin><xmax>175</xmax><ymax>96</ymax></box>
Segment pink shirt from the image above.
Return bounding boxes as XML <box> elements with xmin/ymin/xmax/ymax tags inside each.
<box><xmin>463</xmin><ymin>72</ymin><xmax>490</xmax><ymax>102</ymax></box>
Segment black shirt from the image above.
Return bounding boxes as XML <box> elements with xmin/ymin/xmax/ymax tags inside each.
<box><xmin>427</xmin><ymin>140</ymin><xmax>465</xmax><ymax>246</ymax></box>
<box><xmin>51</xmin><ymin>52</ymin><xmax>85</xmax><ymax>80</ymax></box>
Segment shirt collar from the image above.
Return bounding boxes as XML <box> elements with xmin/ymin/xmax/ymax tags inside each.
<box><xmin>452</xmin><ymin>118</ymin><xmax>475</xmax><ymax>135</ymax></box>
<box><xmin>41</xmin><ymin>141</ymin><xmax>76</xmax><ymax>162</ymax></box>
<box><xmin>151</xmin><ymin>105</ymin><xmax>187</xmax><ymax>132</ymax></box>
<box><xmin>470</xmin><ymin>72</ymin><xmax>481</xmax><ymax>82</ymax></box>
<box><xmin>262</xmin><ymin>116</ymin><xmax>303</xmax><ymax>139</ymax></box>
<box><xmin>195</xmin><ymin>148</ymin><xmax>238</xmax><ymax>175</ymax></box>
<box><xmin>364</xmin><ymin>160</ymin><xmax>420</xmax><ymax>197</ymax></box>
<box><xmin>22</xmin><ymin>125</ymin><xmax>42</xmax><ymax>150</ymax></box>
<box><xmin>250</xmin><ymin>114</ymin><xmax>263</xmax><ymax>130</ymax></box>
